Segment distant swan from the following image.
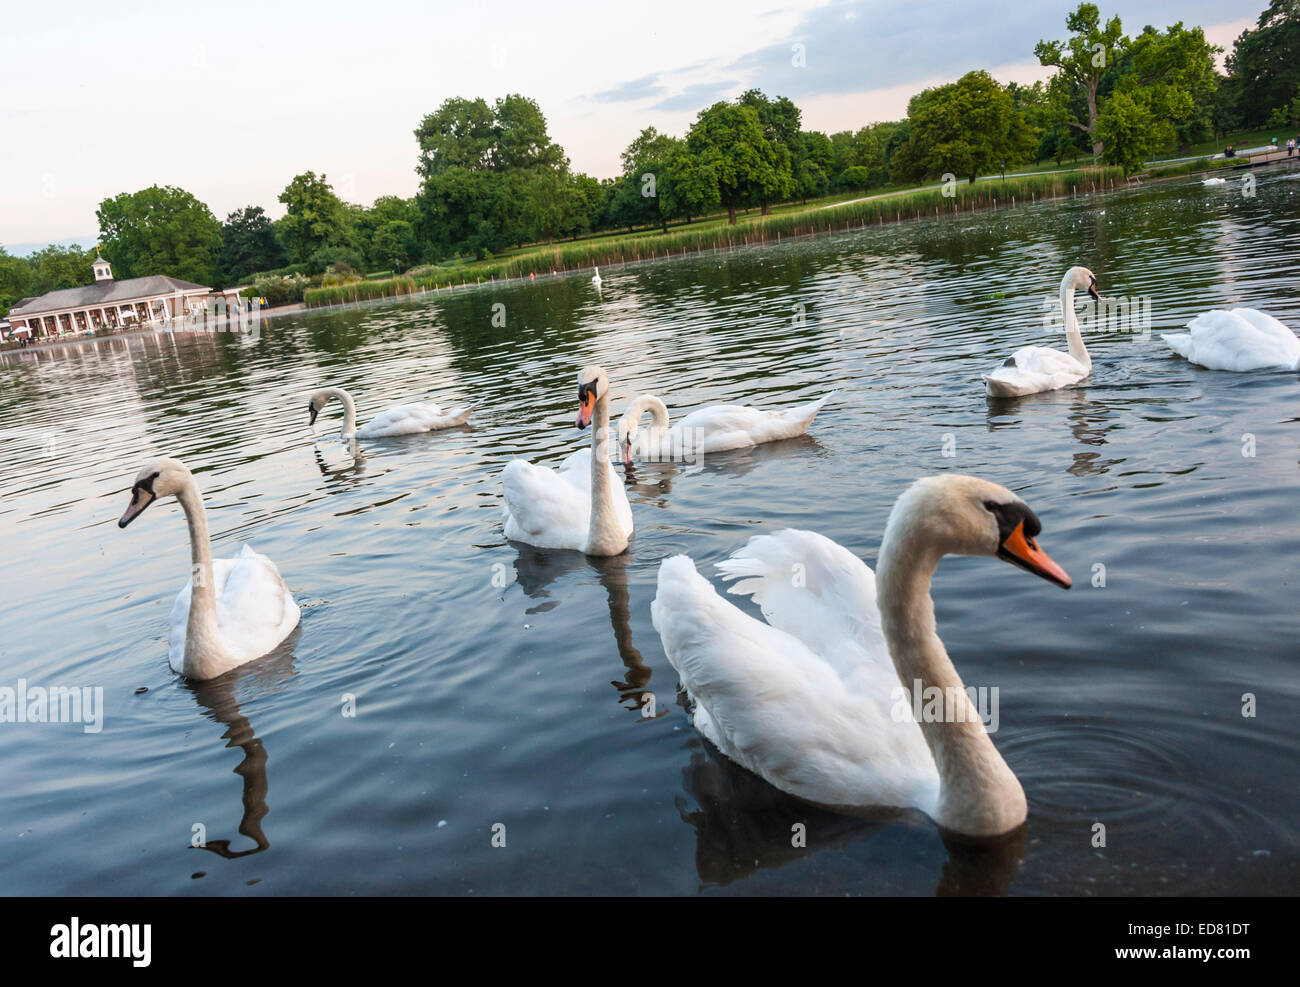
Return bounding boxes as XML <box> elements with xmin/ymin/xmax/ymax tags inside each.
<box><xmin>984</xmin><ymin>266</ymin><xmax>1099</xmax><ymax>397</ymax></box>
<box><xmin>1202</xmin><ymin>177</ymin><xmax>1227</xmax><ymax>186</ymax></box>
<box><xmin>1162</xmin><ymin>309</ymin><xmax>1300</xmax><ymax>371</ymax></box>
<box><xmin>308</xmin><ymin>386</ymin><xmax>471</xmax><ymax>439</ymax></box>
<box><xmin>591</xmin><ymin>266</ymin><xmax>603</xmax><ymax>291</ymax></box>
<box><xmin>501</xmin><ymin>366</ymin><xmax>633</xmax><ymax>556</ymax></box>
<box><xmin>617</xmin><ymin>392</ymin><xmax>833</xmax><ymax>464</ymax></box>
<box><xmin>118</xmin><ymin>458</ymin><xmax>300</xmax><ymax>680</ymax></box>
<box><xmin>651</xmin><ymin>474</ymin><xmax>1071</xmax><ymax>838</ymax></box>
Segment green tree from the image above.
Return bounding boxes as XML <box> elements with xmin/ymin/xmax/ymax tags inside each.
<box><xmin>685</xmin><ymin>101</ymin><xmax>791</xmax><ymax>224</ymax></box>
<box><xmin>1036</xmin><ymin>3</ymin><xmax>1127</xmax><ymax>156</ymax></box>
<box><xmin>96</xmin><ymin>186</ymin><xmax>222</xmax><ymax>284</ymax></box>
<box><xmin>277</xmin><ymin>172</ymin><xmax>355</xmax><ymax>264</ymax></box>
<box><xmin>1225</xmin><ymin>0</ymin><xmax>1300</xmax><ymax>129</ymax></box>
<box><xmin>220</xmin><ymin>206</ymin><xmax>285</xmax><ymax>283</ymax></box>
<box><xmin>415</xmin><ymin>97</ymin><xmax>496</xmax><ymax>178</ymax></box>
<box><xmin>0</xmin><ymin>247</ymin><xmax>33</xmax><ymax>315</ymax></box>
<box><xmin>890</xmin><ymin>71</ymin><xmax>1032</xmax><ymax>186</ymax></box>
<box><xmin>26</xmin><ymin>244</ymin><xmax>96</xmax><ymax>295</ymax></box>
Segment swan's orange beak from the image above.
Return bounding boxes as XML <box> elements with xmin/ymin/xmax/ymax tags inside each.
<box><xmin>118</xmin><ymin>485</ymin><xmax>155</xmax><ymax>528</ymax></box>
<box><xmin>997</xmin><ymin>520</ymin><xmax>1071</xmax><ymax>589</ymax></box>
<box><xmin>576</xmin><ymin>389</ymin><xmax>596</xmax><ymax>430</ymax></box>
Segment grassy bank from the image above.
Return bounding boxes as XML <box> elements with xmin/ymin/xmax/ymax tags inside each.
<box><xmin>304</xmin><ymin>166</ymin><xmax>1125</xmax><ymax>308</ymax></box>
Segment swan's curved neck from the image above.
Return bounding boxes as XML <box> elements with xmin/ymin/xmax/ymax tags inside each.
<box><xmin>876</xmin><ymin>515</ymin><xmax>1026</xmax><ymax>836</ymax></box>
<box><xmin>621</xmin><ymin>394</ymin><xmax>671</xmax><ymax>448</ymax></box>
<box><xmin>324</xmin><ymin>387</ymin><xmax>358</xmax><ymax>437</ymax></box>
<box><xmin>1061</xmin><ymin>277</ymin><xmax>1091</xmax><ymax>371</ymax></box>
<box><xmin>586</xmin><ymin>390</ymin><xmax>626</xmax><ymax>554</ymax></box>
<box><xmin>176</xmin><ymin>478</ymin><xmax>234</xmax><ymax>678</ymax></box>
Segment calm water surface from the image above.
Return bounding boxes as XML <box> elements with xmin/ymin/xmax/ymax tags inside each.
<box><xmin>2</xmin><ymin>169</ymin><xmax>1298</xmax><ymax>895</ymax></box>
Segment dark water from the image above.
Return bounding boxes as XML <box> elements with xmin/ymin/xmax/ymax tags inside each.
<box><xmin>2</xmin><ymin>167</ymin><xmax>1297</xmax><ymax>896</ymax></box>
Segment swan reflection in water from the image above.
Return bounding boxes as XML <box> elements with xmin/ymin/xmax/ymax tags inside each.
<box><xmin>621</xmin><ymin>433</ymin><xmax>824</xmax><ymax>506</ymax></box>
<box><xmin>509</xmin><ymin>544</ymin><xmax>662</xmax><ymax>717</ymax></box>
<box><xmin>313</xmin><ymin>438</ymin><xmax>366</xmax><ymax>483</ymax></box>
<box><xmin>676</xmin><ymin>731</ymin><xmax>1026</xmax><ymax>894</ymax></box>
<box><xmin>184</xmin><ymin>644</ymin><xmax>298</xmax><ymax>860</ymax></box>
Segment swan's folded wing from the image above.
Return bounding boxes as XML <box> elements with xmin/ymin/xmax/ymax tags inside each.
<box><xmin>214</xmin><ymin>545</ymin><xmax>301</xmax><ymax>662</ymax></box>
<box><xmin>714</xmin><ymin>529</ymin><xmax>888</xmax><ymax>689</ymax></box>
<box><xmin>652</xmin><ymin>555</ymin><xmax>843</xmax><ymax>767</ymax></box>
<box><xmin>652</xmin><ymin>554</ymin><xmax>935</xmax><ymax>809</ymax></box>
<box><xmin>1177</xmin><ymin>310</ymin><xmax>1300</xmax><ymax>370</ymax></box>
<box><xmin>501</xmin><ymin>458</ymin><xmax>588</xmax><ymax>543</ymax></box>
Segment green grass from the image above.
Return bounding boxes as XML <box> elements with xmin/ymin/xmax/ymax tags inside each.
<box><xmin>1149</xmin><ymin>128</ymin><xmax>1282</xmax><ymax>162</ymax></box>
<box><xmin>304</xmin><ymin>167</ymin><xmax>1125</xmax><ymax>309</ymax></box>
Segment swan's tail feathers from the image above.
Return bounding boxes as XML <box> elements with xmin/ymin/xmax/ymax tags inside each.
<box><xmin>1160</xmin><ymin>332</ymin><xmax>1193</xmax><ymax>359</ymax></box>
<box><xmin>447</xmin><ymin>405</ymin><xmax>473</xmax><ymax>426</ymax></box>
<box><xmin>785</xmin><ymin>391</ymin><xmax>834</xmax><ymax>429</ymax></box>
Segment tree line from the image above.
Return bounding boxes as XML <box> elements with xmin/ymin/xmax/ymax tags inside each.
<box><xmin>2</xmin><ymin>2</ymin><xmax>1296</xmax><ymax>317</ymax></box>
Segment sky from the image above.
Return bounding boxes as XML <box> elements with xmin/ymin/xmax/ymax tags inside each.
<box><xmin>0</xmin><ymin>0</ymin><xmax>1265</xmax><ymax>252</ymax></box>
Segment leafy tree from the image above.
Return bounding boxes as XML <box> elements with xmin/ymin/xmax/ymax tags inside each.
<box><xmin>0</xmin><ymin>247</ymin><xmax>33</xmax><ymax>315</ymax></box>
<box><xmin>491</xmin><ymin>93</ymin><xmax>566</xmax><ymax>171</ymax></box>
<box><xmin>1036</xmin><ymin>3</ymin><xmax>1127</xmax><ymax>155</ymax></box>
<box><xmin>220</xmin><ymin>206</ymin><xmax>285</xmax><ymax>283</ymax></box>
<box><xmin>96</xmin><ymin>185</ymin><xmax>222</xmax><ymax>284</ymax></box>
<box><xmin>415</xmin><ymin>97</ymin><xmax>496</xmax><ymax>177</ymax></box>
<box><xmin>26</xmin><ymin>244</ymin><xmax>96</xmax><ymax>294</ymax></box>
<box><xmin>737</xmin><ymin>90</ymin><xmax>800</xmax><ymax>213</ymax></box>
<box><xmin>795</xmin><ymin>131</ymin><xmax>833</xmax><ymax>202</ymax></box>
<box><xmin>1037</xmin><ymin>5</ymin><xmax>1217</xmax><ymax>160</ymax></box>
<box><xmin>890</xmin><ymin>71</ymin><xmax>1032</xmax><ymax>186</ymax></box>
<box><xmin>1225</xmin><ymin>0</ymin><xmax>1300</xmax><ymax>129</ymax></box>
<box><xmin>685</xmin><ymin>101</ymin><xmax>792</xmax><ymax>224</ymax></box>
<box><xmin>372</xmin><ymin>221</ymin><xmax>417</xmax><ymax>272</ymax></box>
<box><xmin>277</xmin><ymin>172</ymin><xmax>355</xmax><ymax>264</ymax></box>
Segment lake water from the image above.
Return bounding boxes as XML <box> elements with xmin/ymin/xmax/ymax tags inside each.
<box><xmin>2</xmin><ymin>167</ymin><xmax>1297</xmax><ymax>896</ymax></box>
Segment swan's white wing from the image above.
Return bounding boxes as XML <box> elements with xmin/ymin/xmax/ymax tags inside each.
<box><xmin>652</xmin><ymin>555</ymin><xmax>937</xmax><ymax>811</ymax></box>
<box><xmin>985</xmin><ymin>345</ymin><xmax>1088</xmax><ymax>395</ymax></box>
<box><xmin>714</xmin><ymin>529</ymin><xmax>888</xmax><ymax>691</ymax></box>
<box><xmin>645</xmin><ymin>393</ymin><xmax>832</xmax><ymax>457</ymax></box>
<box><xmin>501</xmin><ymin>458</ymin><xmax>589</xmax><ymax>548</ymax></box>
<box><xmin>1164</xmin><ymin>309</ymin><xmax>1300</xmax><ymax>371</ymax></box>
<box><xmin>357</xmin><ymin>401</ymin><xmax>471</xmax><ymax>437</ymax></box>
<box><xmin>167</xmin><ymin>545</ymin><xmax>299</xmax><ymax>672</ymax></box>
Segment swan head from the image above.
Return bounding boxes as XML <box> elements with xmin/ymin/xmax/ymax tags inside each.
<box><xmin>575</xmin><ymin>365</ymin><xmax>609</xmax><ymax>429</ymax></box>
<box><xmin>118</xmin><ymin>457</ymin><xmax>192</xmax><ymax>528</ymax></box>
<box><xmin>888</xmin><ymin>475</ymin><xmax>1071</xmax><ymax>589</ymax></box>
<box><xmin>1064</xmin><ymin>266</ymin><xmax>1100</xmax><ymax>301</ymax></box>
<box><xmin>307</xmin><ymin>389</ymin><xmax>333</xmax><ymax>427</ymax></box>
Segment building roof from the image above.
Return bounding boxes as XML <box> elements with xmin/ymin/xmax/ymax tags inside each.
<box><xmin>8</xmin><ymin>275</ymin><xmax>212</xmax><ymax>318</ymax></box>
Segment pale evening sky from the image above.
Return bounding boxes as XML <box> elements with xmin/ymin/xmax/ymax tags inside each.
<box><xmin>0</xmin><ymin>0</ymin><xmax>1262</xmax><ymax>251</ymax></box>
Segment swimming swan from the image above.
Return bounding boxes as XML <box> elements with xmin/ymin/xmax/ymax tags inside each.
<box><xmin>651</xmin><ymin>474</ymin><xmax>1071</xmax><ymax>838</ymax></box>
<box><xmin>1161</xmin><ymin>309</ymin><xmax>1300</xmax><ymax>371</ymax></box>
<box><xmin>984</xmin><ymin>266</ymin><xmax>1099</xmax><ymax>397</ymax></box>
<box><xmin>308</xmin><ymin>386</ymin><xmax>471</xmax><ymax>439</ymax></box>
<box><xmin>501</xmin><ymin>366</ymin><xmax>633</xmax><ymax>556</ymax></box>
<box><xmin>616</xmin><ymin>392</ymin><xmax>833</xmax><ymax>464</ymax></box>
<box><xmin>118</xmin><ymin>458</ymin><xmax>300</xmax><ymax>680</ymax></box>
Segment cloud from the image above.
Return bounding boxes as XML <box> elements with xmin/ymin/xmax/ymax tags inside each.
<box><xmin>649</xmin><ymin>80</ymin><xmax>742</xmax><ymax>112</ymax></box>
<box><xmin>594</xmin><ymin>73</ymin><xmax>668</xmax><ymax>104</ymax></box>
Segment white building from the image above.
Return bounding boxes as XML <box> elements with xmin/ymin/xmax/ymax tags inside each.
<box><xmin>5</xmin><ymin>255</ymin><xmax>212</xmax><ymax>339</ymax></box>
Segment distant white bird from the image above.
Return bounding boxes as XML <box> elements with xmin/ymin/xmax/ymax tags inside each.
<box><xmin>1162</xmin><ymin>309</ymin><xmax>1300</xmax><ymax>371</ymax></box>
<box><xmin>308</xmin><ymin>386</ymin><xmax>471</xmax><ymax>439</ymax></box>
<box><xmin>118</xmin><ymin>458</ymin><xmax>300</xmax><ymax>680</ymax></box>
<box><xmin>984</xmin><ymin>266</ymin><xmax>1099</xmax><ymax>397</ymax></box>
<box><xmin>617</xmin><ymin>392</ymin><xmax>833</xmax><ymax>464</ymax></box>
<box><xmin>1202</xmin><ymin>177</ymin><xmax>1227</xmax><ymax>186</ymax></box>
<box><xmin>591</xmin><ymin>266</ymin><xmax>603</xmax><ymax>291</ymax></box>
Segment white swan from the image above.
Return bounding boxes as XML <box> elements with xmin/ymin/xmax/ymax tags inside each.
<box><xmin>984</xmin><ymin>266</ymin><xmax>1099</xmax><ymax>397</ymax></box>
<box><xmin>591</xmin><ymin>266</ymin><xmax>603</xmax><ymax>291</ymax></box>
<box><xmin>651</xmin><ymin>474</ymin><xmax>1071</xmax><ymax>838</ymax></box>
<box><xmin>308</xmin><ymin>386</ymin><xmax>471</xmax><ymax>439</ymax></box>
<box><xmin>118</xmin><ymin>458</ymin><xmax>300</xmax><ymax>680</ymax></box>
<box><xmin>1202</xmin><ymin>177</ymin><xmax>1227</xmax><ymax>186</ymax></box>
<box><xmin>616</xmin><ymin>392</ymin><xmax>833</xmax><ymax>464</ymax></box>
<box><xmin>501</xmin><ymin>366</ymin><xmax>633</xmax><ymax>556</ymax></box>
<box><xmin>1162</xmin><ymin>309</ymin><xmax>1300</xmax><ymax>371</ymax></box>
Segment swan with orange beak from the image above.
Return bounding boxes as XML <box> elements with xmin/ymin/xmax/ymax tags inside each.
<box><xmin>501</xmin><ymin>366</ymin><xmax>634</xmax><ymax>556</ymax></box>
